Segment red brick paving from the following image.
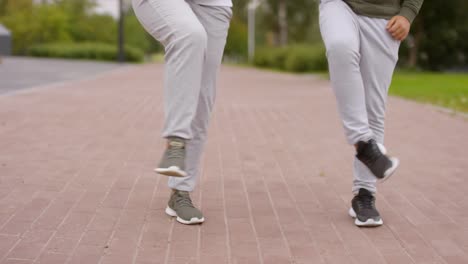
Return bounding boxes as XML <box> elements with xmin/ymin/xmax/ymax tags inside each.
<box><xmin>0</xmin><ymin>64</ymin><xmax>467</xmax><ymax>264</ymax></box>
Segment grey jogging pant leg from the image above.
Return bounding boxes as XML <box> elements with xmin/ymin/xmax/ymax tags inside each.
<box><xmin>319</xmin><ymin>0</ymin><xmax>400</xmax><ymax>193</ymax></box>
<box><xmin>132</xmin><ymin>0</ymin><xmax>232</xmax><ymax>191</ymax></box>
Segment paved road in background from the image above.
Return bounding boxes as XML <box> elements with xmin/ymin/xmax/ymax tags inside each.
<box><xmin>0</xmin><ymin>63</ymin><xmax>467</xmax><ymax>263</ymax></box>
<box><xmin>0</xmin><ymin>57</ymin><xmax>124</xmax><ymax>95</ymax></box>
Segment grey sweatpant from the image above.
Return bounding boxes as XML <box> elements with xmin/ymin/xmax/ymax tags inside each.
<box><xmin>319</xmin><ymin>0</ymin><xmax>400</xmax><ymax>194</ymax></box>
<box><xmin>132</xmin><ymin>0</ymin><xmax>232</xmax><ymax>191</ymax></box>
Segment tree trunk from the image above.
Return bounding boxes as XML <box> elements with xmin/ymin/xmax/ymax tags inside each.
<box><xmin>408</xmin><ymin>19</ymin><xmax>424</xmax><ymax>68</ymax></box>
<box><xmin>278</xmin><ymin>0</ymin><xmax>288</xmax><ymax>46</ymax></box>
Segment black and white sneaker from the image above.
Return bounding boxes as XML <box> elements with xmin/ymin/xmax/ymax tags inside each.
<box><xmin>349</xmin><ymin>188</ymin><xmax>383</xmax><ymax>227</ymax></box>
<box><xmin>356</xmin><ymin>139</ymin><xmax>399</xmax><ymax>181</ymax></box>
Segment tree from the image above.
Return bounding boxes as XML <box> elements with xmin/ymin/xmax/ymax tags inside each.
<box><xmin>401</xmin><ymin>0</ymin><xmax>468</xmax><ymax>70</ymax></box>
<box><xmin>232</xmin><ymin>0</ymin><xmax>249</xmax><ymax>21</ymax></box>
<box><xmin>0</xmin><ymin>0</ymin><xmax>8</xmax><ymax>16</ymax></box>
<box><xmin>225</xmin><ymin>16</ymin><xmax>248</xmax><ymax>59</ymax></box>
<box><xmin>256</xmin><ymin>0</ymin><xmax>319</xmax><ymax>46</ymax></box>
<box><xmin>52</xmin><ymin>0</ymin><xmax>96</xmax><ymax>15</ymax></box>
<box><xmin>278</xmin><ymin>0</ymin><xmax>287</xmax><ymax>46</ymax></box>
<box><xmin>73</xmin><ymin>14</ymin><xmax>116</xmax><ymax>43</ymax></box>
<box><xmin>0</xmin><ymin>0</ymin><xmax>71</xmax><ymax>54</ymax></box>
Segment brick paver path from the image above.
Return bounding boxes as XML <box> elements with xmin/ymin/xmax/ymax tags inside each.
<box><xmin>1</xmin><ymin>64</ymin><xmax>467</xmax><ymax>264</ymax></box>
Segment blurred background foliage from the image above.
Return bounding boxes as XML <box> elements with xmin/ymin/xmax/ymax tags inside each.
<box><xmin>0</xmin><ymin>0</ymin><xmax>468</xmax><ymax>71</ymax></box>
<box><xmin>0</xmin><ymin>0</ymin><xmax>156</xmax><ymax>61</ymax></box>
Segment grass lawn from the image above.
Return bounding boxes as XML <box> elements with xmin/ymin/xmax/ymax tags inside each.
<box><xmin>220</xmin><ymin>62</ymin><xmax>468</xmax><ymax>113</ymax></box>
<box><xmin>390</xmin><ymin>72</ymin><xmax>468</xmax><ymax>113</ymax></box>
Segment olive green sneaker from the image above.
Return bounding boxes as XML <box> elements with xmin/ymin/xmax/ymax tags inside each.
<box><xmin>165</xmin><ymin>190</ymin><xmax>204</xmax><ymax>225</ymax></box>
<box><xmin>154</xmin><ymin>137</ymin><xmax>187</xmax><ymax>177</ymax></box>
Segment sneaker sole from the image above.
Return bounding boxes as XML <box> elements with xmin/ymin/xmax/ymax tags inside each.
<box><xmin>155</xmin><ymin>167</ymin><xmax>187</xmax><ymax>177</ymax></box>
<box><xmin>349</xmin><ymin>208</ymin><xmax>383</xmax><ymax>227</ymax></box>
<box><xmin>165</xmin><ymin>206</ymin><xmax>204</xmax><ymax>225</ymax></box>
<box><xmin>379</xmin><ymin>157</ymin><xmax>400</xmax><ymax>183</ymax></box>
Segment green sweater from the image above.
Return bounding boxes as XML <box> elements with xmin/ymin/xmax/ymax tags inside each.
<box><xmin>344</xmin><ymin>0</ymin><xmax>424</xmax><ymax>23</ymax></box>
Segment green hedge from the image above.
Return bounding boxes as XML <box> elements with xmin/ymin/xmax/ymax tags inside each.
<box><xmin>27</xmin><ymin>42</ymin><xmax>144</xmax><ymax>62</ymax></box>
<box><xmin>253</xmin><ymin>44</ymin><xmax>328</xmax><ymax>73</ymax></box>
<box><xmin>225</xmin><ymin>17</ymin><xmax>248</xmax><ymax>60</ymax></box>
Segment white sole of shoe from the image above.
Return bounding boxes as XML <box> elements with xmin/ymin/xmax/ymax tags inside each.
<box><xmin>155</xmin><ymin>166</ymin><xmax>187</xmax><ymax>177</ymax></box>
<box><xmin>380</xmin><ymin>157</ymin><xmax>400</xmax><ymax>183</ymax></box>
<box><xmin>165</xmin><ymin>206</ymin><xmax>205</xmax><ymax>225</ymax></box>
<box><xmin>376</xmin><ymin>143</ymin><xmax>399</xmax><ymax>183</ymax></box>
<box><xmin>349</xmin><ymin>208</ymin><xmax>383</xmax><ymax>227</ymax></box>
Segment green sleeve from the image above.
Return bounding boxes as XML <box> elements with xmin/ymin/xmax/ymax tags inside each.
<box><xmin>399</xmin><ymin>0</ymin><xmax>424</xmax><ymax>23</ymax></box>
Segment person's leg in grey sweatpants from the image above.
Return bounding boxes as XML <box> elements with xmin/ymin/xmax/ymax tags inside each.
<box><xmin>132</xmin><ymin>0</ymin><xmax>230</xmax><ymax>140</ymax></box>
<box><xmin>168</xmin><ymin>2</ymin><xmax>232</xmax><ymax>191</ymax></box>
<box><xmin>132</xmin><ymin>0</ymin><xmax>231</xmax><ymax>224</ymax></box>
<box><xmin>352</xmin><ymin>15</ymin><xmax>400</xmax><ymax>194</ymax></box>
<box><xmin>319</xmin><ymin>0</ymin><xmax>400</xmax><ymax>194</ymax></box>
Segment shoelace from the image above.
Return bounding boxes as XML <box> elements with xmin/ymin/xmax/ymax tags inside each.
<box><xmin>356</xmin><ymin>194</ymin><xmax>375</xmax><ymax>210</ymax></box>
<box><xmin>175</xmin><ymin>192</ymin><xmax>194</xmax><ymax>208</ymax></box>
<box><xmin>167</xmin><ymin>145</ymin><xmax>184</xmax><ymax>160</ymax></box>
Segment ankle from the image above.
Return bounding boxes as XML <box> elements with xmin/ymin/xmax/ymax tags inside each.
<box><xmin>167</xmin><ymin>136</ymin><xmax>185</xmax><ymax>141</ymax></box>
<box><xmin>166</xmin><ymin>137</ymin><xmax>186</xmax><ymax>148</ymax></box>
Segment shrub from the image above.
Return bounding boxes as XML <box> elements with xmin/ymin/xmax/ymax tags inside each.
<box><xmin>70</xmin><ymin>14</ymin><xmax>117</xmax><ymax>45</ymax></box>
<box><xmin>28</xmin><ymin>42</ymin><xmax>144</xmax><ymax>62</ymax></box>
<box><xmin>253</xmin><ymin>46</ymin><xmax>289</xmax><ymax>70</ymax></box>
<box><xmin>0</xmin><ymin>0</ymin><xmax>158</xmax><ymax>55</ymax></box>
<box><xmin>0</xmin><ymin>3</ymin><xmax>71</xmax><ymax>54</ymax></box>
<box><xmin>253</xmin><ymin>44</ymin><xmax>328</xmax><ymax>73</ymax></box>
<box><xmin>284</xmin><ymin>44</ymin><xmax>328</xmax><ymax>72</ymax></box>
<box><xmin>225</xmin><ymin>17</ymin><xmax>248</xmax><ymax>60</ymax></box>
